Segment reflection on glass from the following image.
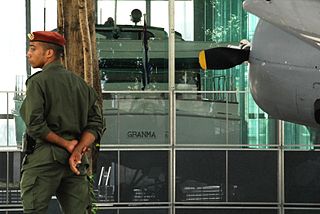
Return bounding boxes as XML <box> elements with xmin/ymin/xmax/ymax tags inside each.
<box><xmin>96</xmin><ymin>210</ymin><xmax>117</xmax><ymax>214</ymax></box>
<box><xmin>98</xmin><ymin>165</ymin><xmax>115</xmax><ymax>201</ymax></box>
<box><xmin>285</xmin><ymin>151</ymin><xmax>320</xmax><ymax>203</ymax></box>
<box><xmin>13</xmin><ymin>77</ymin><xmax>26</xmax><ymax>147</ymax></box>
<box><xmin>228</xmin><ymin>151</ymin><xmax>278</xmax><ymax>202</ymax></box>
<box><xmin>176</xmin><ymin>92</ymin><xmax>240</xmax><ymax>145</ymax></box>
<box><xmin>97</xmin><ymin>1</ymin><xmax>146</xmax><ymax>25</ymax></box>
<box><xmin>0</xmin><ymin>152</ymin><xmax>22</xmax><ymax>205</ymax></box>
<box><xmin>97</xmin><ymin>5</ymin><xmax>169</xmax><ymax>93</ymax></box>
<box><xmin>120</xmin><ymin>151</ymin><xmax>168</xmax><ymax>202</ymax></box>
<box><xmin>176</xmin><ymin>151</ymin><xmax>225</xmax><ymax>202</ymax></box>
<box><xmin>0</xmin><ymin>120</ymin><xmax>17</xmax><ymax>147</ymax></box>
<box><xmin>285</xmin><ymin>210</ymin><xmax>320</xmax><ymax>214</ymax></box>
<box><xmin>247</xmin><ymin>92</ymin><xmax>278</xmax><ymax>147</ymax></box>
<box><xmin>120</xmin><ymin>209</ymin><xmax>168</xmax><ymax>214</ymax></box>
<box><xmin>101</xmin><ymin>93</ymin><xmax>169</xmax><ymax>145</ymax></box>
<box><xmin>31</xmin><ymin>0</ymin><xmax>57</xmax><ymax>31</ymax></box>
<box><xmin>0</xmin><ymin>152</ymin><xmax>8</xmax><ymax>205</ymax></box>
<box><xmin>95</xmin><ymin>151</ymin><xmax>118</xmax><ymax>203</ymax></box>
<box><xmin>176</xmin><ymin>209</ymin><xmax>277</xmax><ymax>214</ymax></box>
<box><xmin>0</xmin><ymin>212</ymin><xmax>23</xmax><ymax>214</ymax></box>
<box><xmin>96</xmin><ymin>209</ymin><xmax>168</xmax><ymax>214</ymax></box>
<box><xmin>284</xmin><ymin>122</ymin><xmax>315</xmax><ymax>148</ymax></box>
<box><xmin>0</xmin><ymin>92</ymin><xmax>18</xmax><ymax>146</ymax></box>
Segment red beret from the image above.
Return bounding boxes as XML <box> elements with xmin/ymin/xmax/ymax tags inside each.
<box><xmin>28</xmin><ymin>31</ymin><xmax>65</xmax><ymax>47</ymax></box>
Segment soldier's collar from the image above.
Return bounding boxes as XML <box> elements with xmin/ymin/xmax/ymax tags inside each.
<box><xmin>42</xmin><ymin>61</ymin><xmax>64</xmax><ymax>71</ymax></box>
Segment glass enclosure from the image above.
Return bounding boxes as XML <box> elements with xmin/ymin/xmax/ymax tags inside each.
<box><xmin>1</xmin><ymin>0</ymin><xmax>320</xmax><ymax>213</ymax></box>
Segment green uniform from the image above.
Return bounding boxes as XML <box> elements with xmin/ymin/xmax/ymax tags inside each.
<box><xmin>20</xmin><ymin>61</ymin><xmax>103</xmax><ymax>213</ymax></box>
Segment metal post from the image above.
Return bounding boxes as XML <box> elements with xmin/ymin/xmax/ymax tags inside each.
<box><xmin>43</xmin><ymin>0</ymin><xmax>46</xmax><ymax>30</ymax></box>
<box><xmin>6</xmin><ymin>152</ymin><xmax>9</xmax><ymax>205</ymax></box>
<box><xmin>26</xmin><ymin>0</ymin><xmax>31</xmax><ymax>76</ymax></box>
<box><xmin>278</xmin><ymin>120</ymin><xmax>285</xmax><ymax>214</ymax></box>
<box><xmin>146</xmin><ymin>0</ymin><xmax>151</xmax><ymax>25</ymax></box>
<box><xmin>6</xmin><ymin>93</ymin><xmax>9</xmax><ymax>204</ymax></box>
<box><xmin>114</xmin><ymin>0</ymin><xmax>117</xmax><ymax>24</ymax></box>
<box><xmin>168</xmin><ymin>0</ymin><xmax>175</xmax><ymax>147</ymax></box>
<box><xmin>168</xmin><ymin>0</ymin><xmax>175</xmax><ymax>213</ymax></box>
<box><xmin>6</xmin><ymin>92</ymin><xmax>9</xmax><ymax>147</ymax></box>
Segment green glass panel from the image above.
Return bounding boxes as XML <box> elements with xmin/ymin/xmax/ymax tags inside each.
<box><xmin>284</xmin><ymin>122</ymin><xmax>314</xmax><ymax>149</ymax></box>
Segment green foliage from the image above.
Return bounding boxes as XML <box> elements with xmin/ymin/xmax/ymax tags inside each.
<box><xmin>87</xmin><ymin>174</ymin><xmax>98</xmax><ymax>214</ymax></box>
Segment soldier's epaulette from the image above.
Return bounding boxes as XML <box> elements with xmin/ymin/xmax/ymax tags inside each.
<box><xmin>25</xmin><ymin>70</ymin><xmax>42</xmax><ymax>86</ymax></box>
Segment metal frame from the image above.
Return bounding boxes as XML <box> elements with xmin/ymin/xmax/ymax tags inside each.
<box><xmin>2</xmin><ymin>89</ymin><xmax>320</xmax><ymax>213</ymax></box>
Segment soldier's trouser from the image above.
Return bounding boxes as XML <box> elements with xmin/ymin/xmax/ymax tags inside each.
<box><xmin>20</xmin><ymin>161</ymin><xmax>89</xmax><ymax>214</ymax></box>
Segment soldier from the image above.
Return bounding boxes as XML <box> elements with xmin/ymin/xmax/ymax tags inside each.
<box><xmin>20</xmin><ymin>31</ymin><xmax>103</xmax><ymax>213</ymax></box>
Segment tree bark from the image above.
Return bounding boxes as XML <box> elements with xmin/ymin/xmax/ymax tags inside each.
<box><xmin>78</xmin><ymin>0</ymin><xmax>93</xmax><ymax>86</ymax></box>
<box><xmin>57</xmin><ymin>0</ymin><xmax>101</xmax><ymax>176</ymax></box>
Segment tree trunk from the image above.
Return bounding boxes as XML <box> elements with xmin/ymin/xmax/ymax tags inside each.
<box><xmin>57</xmin><ymin>0</ymin><xmax>101</xmax><ymax>180</ymax></box>
<box><xmin>57</xmin><ymin>1</ymin><xmax>101</xmax><ymax>213</ymax></box>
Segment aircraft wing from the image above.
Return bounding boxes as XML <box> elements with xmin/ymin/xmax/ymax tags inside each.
<box><xmin>243</xmin><ymin>0</ymin><xmax>320</xmax><ymax>49</ymax></box>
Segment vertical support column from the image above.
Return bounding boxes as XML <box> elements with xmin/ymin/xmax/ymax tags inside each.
<box><xmin>146</xmin><ymin>0</ymin><xmax>151</xmax><ymax>25</ymax></box>
<box><xmin>6</xmin><ymin>92</ymin><xmax>10</xmax><ymax>204</ymax></box>
<box><xmin>6</xmin><ymin>93</ymin><xmax>9</xmax><ymax>147</ymax></box>
<box><xmin>25</xmin><ymin>0</ymin><xmax>31</xmax><ymax>76</ymax></box>
<box><xmin>168</xmin><ymin>0</ymin><xmax>175</xmax><ymax>213</ymax></box>
<box><xmin>278</xmin><ymin>120</ymin><xmax>285</xmax><ymax>214</ymax></box>
<box><xmin>6</xmin><ymin>152</ymin><xmax>9</xmax><ymax>204</ymax></box>
<box><xmin>114</xmin><ymin>0</ymin><xmax>117</xmax><ymax>24</ymax></box>
<box><xmin>6</xmin><ymin>92</ymin><xmax>10</xmax><ymax>203</ymax></box>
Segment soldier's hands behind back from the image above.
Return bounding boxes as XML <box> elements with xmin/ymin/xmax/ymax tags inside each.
<box><xmin>69</xmin><ymin>146</ymin><xmax>88</xmax><ymax>175</ymax></box>
<box><xmin>66</xmin><ymin>139</ymin><xmax>78</xmax><ymax>153</ymax></box>
<box><xmin>69</xmin><ymin>149</ymin><xmax>82</xmax><ymax>175</ymax></box>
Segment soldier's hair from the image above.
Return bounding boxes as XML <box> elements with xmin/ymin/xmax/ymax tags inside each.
<box><xmin>42</xmin><ymin>42</ymin><xmax>64</xmax><ymax>59</ymax></box>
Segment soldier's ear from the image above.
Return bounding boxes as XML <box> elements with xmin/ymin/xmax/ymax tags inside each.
<box><xmin>46</xmin><ymin>48</ymin><xmax>55</xmax><ymax>58</ymax></box>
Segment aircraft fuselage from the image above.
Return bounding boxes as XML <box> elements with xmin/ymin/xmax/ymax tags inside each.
<box><xmin>249</xmin><ymin>20</ymin><xmax>320</xmax><ymax>128</ymax></box>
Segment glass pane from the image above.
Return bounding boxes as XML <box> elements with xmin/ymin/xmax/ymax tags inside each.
<box><xmin>31</xmin><ymin>0</ymin><xmax>57</xmax><ymax>31</ymax></box>
<box><xmin>97</xmin><ymin>0</ymin><xmax>115</xmax><ymax>24</ymax></box>
<box><xmin>174</xmin><ymin>1</ymin><xmax>193</xmax><ymax>41</ymax></box>
<box><xmin>284</xmin><ymin>122</ymin><xmax>315</xmax><ymax>148</ymax></box>
<box><xmin>176</xmin><ymin>92</ymin><xmax>241</xmax><ymax>145</ymax></box>
<box><xmin>176</xmin><ymin>208</ymin><xmax>278</xmax><ymax>214</ymax></box>
<box><xmin>0</xmin><ymin>212</ymin><xmax>23</xmax><ymax>214</ymax></box>
<box><xmin>97</xmin><ymin>1</ymin><xmax>146</xmax><ymax>25</ymax></box>
<box><xmin>96</xmin><ymin>210</ymin><xmax>117</xmax><ymax>214</ymax></box>
<box><xmin>174</xmin><ymin>0</ymin><xmax>245</xmax><ymax>146</ymax></box>
<box><xmin>176</xmin><ymin>151</ymin><xmax>226</xmax><ymax>202</ymax></box>
<box><xmin>0</xmin><ymin>92</ymin><xmax>17</xmax><ymax>147</ymax></box>
<box><xmin>13</xmin><ymin>88</ymin><xmax>26</xmax><ymax>147</ymax></box>
<box><xmin>98</xmin><ymin>1</ymin><xmax>169</xmax><ymax>91</ymax></box>
<box><xmin>120</xmin><ymin>151</ymin><xmax>168</xmax><ymax>202</ymax></box>
<box><xmin>102</xmin><ymin>93</ymin><xmax>169</xmax><ymax>145</ymax></box>
<box><xmin>94</xmin><ymin>151</ymin><xmax>118</xmax><ymax>203</ymax></box>
<box><xmin>246</xmin><ymin>94</ymin><xmax>277</xmax><ymax>147</ymax></box>
<box><xmin>228</xmin><ymin>151</ymin><xmax>278</xmax><ymax>202</ymax></box>
<box><xmin>285</xmin><ymin>151</ymin><xmax>320</xmax><ymax>203</ymax></box>
<box><xmin>285</xmin><ymin>209</ymin><xmax>320</xmax><ymax>214</ymax></box>
<box><xmin>0</xmin><ymin>152</ymin><xmax>22</xmax><ymax>205</ymax></box>
<box><xmin>120</xmin><ymin>209</ymin><xmax>169</xmax><ymax>214</ymax></box>
<box><xmin>0</xmin><ymin>0</ymin><xmax>26</xmax><ymax>92</ymax></box>
<box><xmin>194</xmin><ymin>0</ymin><xmax>247</xmax><ymax>42</ymax></box>
<box><xmin>0</xmin><ymin>152</ymin><xmax>8</xmax><ymax>205</ymax></box>
<box><xmin>96</xmin><ymin>209</ymin><xmax>169</xmax><ymax>214</ymax></box>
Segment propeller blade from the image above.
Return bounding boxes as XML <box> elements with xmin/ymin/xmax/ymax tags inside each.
<box><xmin>199</xmin><ymin>47</ymin><xmax>250</xmax><ymax>70</ymax></box>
